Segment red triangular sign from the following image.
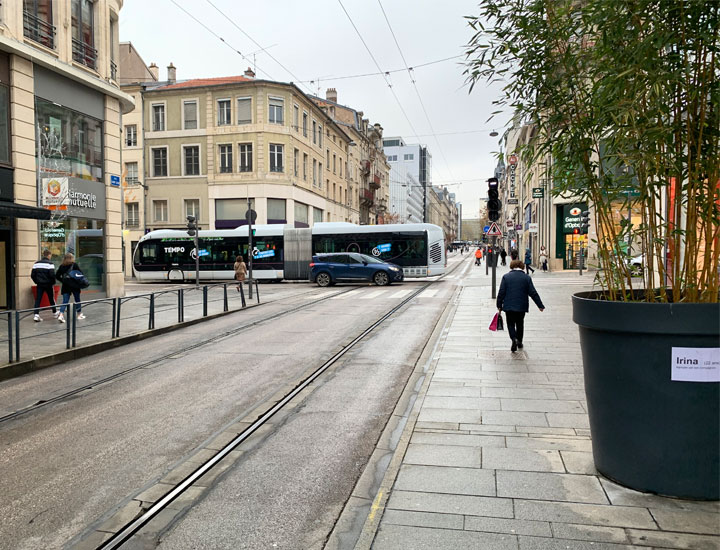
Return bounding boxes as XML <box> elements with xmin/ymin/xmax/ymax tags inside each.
<box><xmin>487</xmin><ymin>222</ymin><xmax>503</xmax><ymax>236</ymax></box>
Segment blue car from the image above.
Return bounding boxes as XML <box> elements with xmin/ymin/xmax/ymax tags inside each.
<box><xmin>310</xmin><ymin>252</ymin><xmax>404</xmax><ymax>287</ymax></box>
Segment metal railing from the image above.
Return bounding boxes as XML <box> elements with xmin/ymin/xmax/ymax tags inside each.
<box><xmin>23</xmin><ymin>11</ymin><xmax>55</xmax><ymax>49</ymax></box>
<box><xmin>1</xmin><ymin>280</ymin><xmax>260</xmax><ymax>365</ymax></box>
<box><xmin>72</xmin><ymin>37</ymin><xmax>98</xmax><ymax>70</ymax></box>
<box><xmin>110</xmin><ymin>60</ymin><xmax>118</xmax><ymax>81</ymax></box>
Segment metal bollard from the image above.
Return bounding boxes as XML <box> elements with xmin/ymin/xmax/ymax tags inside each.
<box><xmin>66</xmin><ymin>306</ymin><xmax>71</xmax><ymax>349</ymax></box>
<box><xmin>112</xmin><ymin>298</ymin><xmax>117</xmax><ymax>338</ymax></box>
<box><xmin>178</xmin><ymin>289</ymin><xmax>183</xmax><ymax>323</ymax></box>
<box><xmin>239</xmin><ymin>283</ymin><xmax>246</xmax><ymax>308</ymax></box>
<box><xmin>71</xmin><ymin>303</ymin><xmax>77</xmax><ymax>348</ymax></box>
<box><xmin>7</xmin><ymin>311</ymin><xmax>12</xmax><ymax>364</ymax></box>
<box><xmin>248</xmin><ymin>278</ymin><xmax>253</xmax><ymax>300</ymax></box>
<box><xmin>203</xmin><ymin>285</ymin><xmax>208</xmax><ymax>317</ymax></box>
<box><xmin>223</xmin><ymin>284</ymin><xmax>228</xmax><ymax>312</ymax></box>
<box><xmin>149</xmin><ymin>293</ymin><xmax>155</xmax><ymax>330</ymax></box>
<box><xmin>255</xmin><ymin>280</ymin><xmax>260</xmax><ymax>304</ymax></box>
<box><xmin>15</xmin><ymin>311</ymin><xmax>19</xmax><ymax>362</ymax></box>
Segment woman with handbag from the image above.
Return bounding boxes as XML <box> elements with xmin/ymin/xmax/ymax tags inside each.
<box><xmin>56</xmin><ymin>253</ymin><xmax>86</xmax><ymax>323</ymax></box>
<box><xmin>233</xmin><ymin>255</ymin><xmax>247</xmax><ymax>292</ymax></box>
<box><xmin>496</xmin><ymin>260</ymin><xmax>545</xmax><ymax>352</ymax></box>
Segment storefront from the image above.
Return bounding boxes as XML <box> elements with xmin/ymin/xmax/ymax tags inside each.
<box><xmin>556</xmin><ymin>203</ymin><xmax>588</xmax><ymax>269</ymax></box>
<box><xmin>35</xmin><ymin>71</ymin><xmax>106</xmax><ymax>293</ymax></box>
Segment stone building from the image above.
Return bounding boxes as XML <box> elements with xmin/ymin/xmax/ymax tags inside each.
<box><xmin>1</xmin><ymin>0</ymin><xmax>133</xmax><ymax>308</ymax></box>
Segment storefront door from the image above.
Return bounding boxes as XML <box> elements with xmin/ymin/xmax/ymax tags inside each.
<box><xmin>563</xmin><ymin>233</ymin><xmax>588</xmax><ymax>270</ymax></box>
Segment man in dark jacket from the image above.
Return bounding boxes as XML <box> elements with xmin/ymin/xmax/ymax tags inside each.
<box><xmin>31</xmin><ymin>249</ymin><xmax>58</xmax><ymax>322</ymax></box>
<box><xmin>496</xmin><ymin>259</ymin><xmax>545</xmax><ymax>351</ymax></box>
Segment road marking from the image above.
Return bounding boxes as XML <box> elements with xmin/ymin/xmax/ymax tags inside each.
<box><xmin>389</xmin><ymin>289</ymin><xmax>412</xmax><ymax>299</ymax></box>
<box><xmin>330</xmin><ymin>291</ymin><xmax>352</xmax><ymax>299</ymax></box>
<box><xmin>359</xmin><ymin>290</ymin><xmax>386</xmax><ymax>300</ymax></box>
<box><xmin>419</xmin><ymin>288</ymin><xmax>438</xmax><ymax>298</ymax></box>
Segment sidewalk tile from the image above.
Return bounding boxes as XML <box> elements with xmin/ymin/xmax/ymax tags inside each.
<box><xmin>394</xmin><ymin>464</ymin><xmax>496</xmax><ymax>496</ymax></box>
<box><xmin>411</xmin><ymin>432</ymin><xmax>505</xmax><ymax>448</ymax></box>
<box><xmin>422</xmin><ymin>395</ymin><xmax>501</xmax><ymax>410</ymax></box>
<box><xmin>482</xmin><ymin>448</ymin><xmax>565</xmax><ymax>473</ymax></box>
<box><xmin>500</xmin><ymin>399</ymin><xmax>585</xmax><ymax>414</ymax></box>
<box><xmin>515</xmin><ymin>426</ymin><xmax>577</xmax><ymax>436</ymax></box>
<box><xmin>426</xmin><ymin>385</ymin><xmax>484</xmax><ymax>397</ymax></box>
<box><xmin>381</xmin><ymin>509</ymin><xmax>464</xmax><ymax>530</ymax></box>
<box><xmin>483</xmin><ymin>388</ymin><xmax>558</xmax><ymax>399</ymax></box>
<box><xmin>506</xmin><ymin>436</ymin><xmax>592</xmax><ymax>452</ymax></box>
<box><xmin>514</xmin><ymin>500</ymin><xmax>657</xmax><ymax>529</ymax></box>
<box><xmin>626</xmin><ymin>528</ymin><xmax>720</xmax><ymax>549</ymax></box>
<box><xmin>464</xmin><ymin>517</ymin><xmax>552</xmax><ymax>537</ymax></box>
<box><xmin>516</xmin><ymin>536</ymin><xmax>643</xmax><ymax>549</ymax></box>
<box><xmin>385</xmin><ymin>490</ymin><xmax>513</xmax><ymax>519</ymax></box>
<box><xmin>417</xmin><ymin>408</ymin><xmax>483</xmax><ymax>424</ymax></box>
<box><xmin>404</xmin><ymin>443</ymin><xmax>481</xmax><ymax>468</ymax></box>
<box><xmin>550</xmin><ymin>522</ymin><xmax>628</xmax><ymax>543</ymax></box>
<box><xmin>496</xmin><ymin>471</ymin><xmax>608</xmax><ymax>504</ymax></box>
<box><xmin>482</xmin><ymin>411</ymin><xmax>549</xmax><ymax>427</ymax></box>
<box><xmin>373</xmin><ymin>524</ymin><xmax>518</xmax><ymax>550</ymax></box>
<box><xmin>546</xmin><ymin>413</ymin><xmax>591</xmax><ymax>429</ymax></box>
<box><xmin>650</xmin><ymin>509</ymin><xmax>720</xmax><ymax>535</ymax></box>
<box><xmin>560</xmin><ymin>451</ymin><xmax>596</xmax><ymax>474</ymax></box>
<box><xmin>600</xmin><ymin>478</ymin><xmax>720</xmax><ymax>513</ymax></box>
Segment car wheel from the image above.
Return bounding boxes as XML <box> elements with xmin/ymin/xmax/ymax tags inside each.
<box><xmin>373</xmin><ymin>271</ymin><xmax>390</xmax><ymax>286</ymax></box>
<box><xmin>630</xmin><ymin>263</ymin><xmax>642</xmax><ymax>276</ymax></box>
<box><xmin>316</xmin><ymin>272</ymin><xmax>332</xmax><ymax>287</ymax></box>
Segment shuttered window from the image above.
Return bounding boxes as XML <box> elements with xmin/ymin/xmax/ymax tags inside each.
<box><xmin>237</xmin><ymin>97</ymin><xmax>252</xmax><ymax>124</ymax></box>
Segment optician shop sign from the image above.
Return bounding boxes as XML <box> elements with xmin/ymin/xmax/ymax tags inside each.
<box><xmin>42</xmin><ymin>176</ymin><xmax>106</xmax><ymax>220</ymax></box>
<box><xmin>562</xmin><ymin>203</ymin><xmax>586</xmax><ymax>234</ymax></box>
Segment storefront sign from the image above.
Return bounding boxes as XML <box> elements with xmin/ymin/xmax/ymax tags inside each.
<box><xmin>532</xmin><ymin>188</ymin><xmax>544</xmax><ymax>198</ymax></box>
<box><xmin>528</xmin><ymin>223</ymin><xmax>539</xmax><ymax>233</ymax></box>
<box><xmin>68</xmin><ymin>178</ymin><xmax>105</xmax><ymax>220</ymax></box>
<box><xmin>563</xmin><ymin>203</ymin><xmax>586</xmax><ymax>234</ymax></box>
<box><xmin>508</xmin><ymin>198</ymin><xmax>519</xmax><ymax>205</ymax></box>
<box><xmin>515</xmin><ymin>224</ymin><xmax>522</xmax><ymax>230</ymax></box>
<box><xmin>42</xmin><ymin>177</ymin><xmax>69</xmax><ymax>207</ymax></box>
<box><xmin>506</xmin><ymin>220</ymin><xmax>513</xmax><ymax>228</ymax></box>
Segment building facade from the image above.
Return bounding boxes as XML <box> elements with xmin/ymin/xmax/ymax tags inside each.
<box><xmin>383</xmin><ymin>137</ymin><xmax>432</xmax><ymax>224</ymax></box>
<box><xmin>0</xmin><ymin>0</ymin><xmax>133</xmax><ymax>308</ymax></box>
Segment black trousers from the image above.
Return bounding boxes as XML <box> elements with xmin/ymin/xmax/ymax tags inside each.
<box><xmin>33</xmin><ymin>285</ymin><xmax>56</xmax><ymax>315</ymax></box>
<box><xmin>504</xmin><ymin>311</ymin><xmax>526</xmax><ymax>343</ymax></box>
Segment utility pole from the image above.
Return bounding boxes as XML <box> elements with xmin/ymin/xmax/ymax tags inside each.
<box><xmin>487</xmin><ymin>177</ymin><xmax>501</xmax><ymax>298</ymax></box>
<box><xmin>186</xmin><ymin>215</ymin><xmax>199</xmax><ymax>287</ymax></box>
<box><xmin>247</xmin><ymin>198</ymin><xmax>254</xmax><ymax>299</ymax></box>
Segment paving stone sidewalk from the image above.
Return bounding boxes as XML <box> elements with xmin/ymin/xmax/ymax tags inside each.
<box><xmin>367</xmin><ymin>262</ymin><xmax>720</xmax><ymax>550</ymax></box>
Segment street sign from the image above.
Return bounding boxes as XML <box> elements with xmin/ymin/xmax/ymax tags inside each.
<box><xmin>515</xmin><ymin>224</ymin><xmax>522</xmax><ymax>230</ymax></box>
<box><xmin>245</xmin><ymin>209</ymin><xmax>257</xmax><ymax>224</ymax></box>
<box><xmin>508</xmin><ymin>198</ymin><xmax>519</xmax><ymax>204</ymax></box>
<box><xmin>508</xmin><ymin>154</ymin><xmax>518</xmax><ymax>165</ymax></box>
<box><xmin>532</xmin><ymin>188</ymin><xmax>544</xmax><ymax>198</ymax></box>
<box><xmin>506</xmin><ymin>220</ymin><xmax>513</xmax><ymax>228</ymax></box>
<box><xmin>483</xmin><ymin>225</ymin><xmax>490</xmax><ymax>233</ymax></box>
<box><xmin>486</xmin><ymin>222</ymin><xmax>503</xmax><ymax>236</ymax></box>
<box><xmin>528</xmin><ymin>223</ymin><xmax>539</xmax><ymax>233</ymax></box>
<box><xmin>110</xmin><ymin>175</ymin><xmax>120</xmax><ymax>187</ymax></box>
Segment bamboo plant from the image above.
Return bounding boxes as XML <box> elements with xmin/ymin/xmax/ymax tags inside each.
<box><xmin>465</xmin><ymin>0</ymin><xmax>719</xmax><ymax>302</ymax></box>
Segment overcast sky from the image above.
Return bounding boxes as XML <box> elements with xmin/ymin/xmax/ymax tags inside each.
<box><xmin>120</xmin><ymin>0</ymin><xmax>510</xmax><ymax>218</ymax></box>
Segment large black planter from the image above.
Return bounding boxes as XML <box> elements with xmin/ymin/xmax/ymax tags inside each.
<box><xmin>572</xmin><ymin>291</ymin><xmax>719</xmax><ymax>500</ymax></box>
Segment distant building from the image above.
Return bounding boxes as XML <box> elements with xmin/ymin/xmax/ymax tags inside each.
<box><xmin>382</xmin><ymin>137</ymin><xmax>432</xmax><ymax>223</ymax></box>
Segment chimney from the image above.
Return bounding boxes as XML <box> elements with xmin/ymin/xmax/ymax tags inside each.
<box><xmin>326</xmin><ymin>88</ymin><xmax>338</xmax><ymax>103</ymax></box>
<box><xmin>148</xmin><ymin>63</ymin><xmax>159</xmax><ymax>81</ymax></box>
<box><xmin>244</xmin><ymin>67</ymin><xmax>255</xmax><ymax>79</ymax></box>
<box><xmin>167</xmin><ymin>63</ymin><xmax>176</xmax><ymax>84</ymax></box>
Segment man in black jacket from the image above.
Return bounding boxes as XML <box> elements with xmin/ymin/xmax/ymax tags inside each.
<box><xmin>31</xmin><ymin>249</ymin><xmax>58</xmax><ymax>322</ymax></box>
<box><xmin>496</xmin><ymin>259</ymin><xmax>545</xmax><ymax>351</ymax></box>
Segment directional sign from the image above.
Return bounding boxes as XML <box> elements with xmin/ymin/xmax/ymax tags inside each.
<box><xmin>110</xmin><ymin>175</ymin><xmax>120</xmax><ymax>187</ymax></box>
<box><xmin>483</xmin><ymin>225</ymin><xmax>490</xmax><ymax>234</ymax></box>
<box><xmin>486</xmin><ymin>222</ymin><xmax>503</xmax><ymax>236</ymax></box>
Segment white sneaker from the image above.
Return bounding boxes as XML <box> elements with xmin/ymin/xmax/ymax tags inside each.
<box><xmin>53</xmin><ymin>311</ymin><xmax>60</xmax><ymax>318</ymax></box>
<box><xmin>77</xmin><ymin>313</ymin><xmax>86</xmax><ymax>320</ymax></box>
<box><xmin>57</xmin><ymin>313</ymin><xmax>65</xmax><ymax>323</ymax></box>
<box><xmin>33</xmin><ymin>314</ymin><xmax>42</xmax><ymax>322</ymax></box>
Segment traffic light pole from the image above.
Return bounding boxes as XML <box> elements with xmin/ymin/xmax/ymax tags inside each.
<box><xmin>194</xmin><ymin>232</ymin><xmax>199</xmax><ymax>287</ymax></box>
<box><xmin>491</xmin><ymin>236</ymin><xmax>497</xmax><ymax>299</ymax></box>
<box><xmin>247</xmin><ymin>198</ymin><xmax>253</xmax><ymax>300</ymax></box>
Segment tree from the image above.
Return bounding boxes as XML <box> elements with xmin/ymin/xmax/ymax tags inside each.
<box><xmin>465</xmin><ymin>0</ymin><xmax>719</xmax><ymax>302</ymax></box>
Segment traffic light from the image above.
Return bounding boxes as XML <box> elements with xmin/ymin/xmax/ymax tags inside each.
<box><xmin>187</xmin><ymin>215</ymin><xmax>197</xmax><ymax>237</ymax></box>
<box><xmin>581</xmin><ymin>210</ymin><xmax>591</xmax><ymax>234</ymax></box>
<box><xmin>487</xmin><ymin>177</ymin><xmax>500</xmax><ymax>222</ymax></box>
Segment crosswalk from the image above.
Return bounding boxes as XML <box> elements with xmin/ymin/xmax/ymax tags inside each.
<box><xmin>327</xmin><ymin>286</ymin><xmax>440</xmax><ymax>300</ymax></box>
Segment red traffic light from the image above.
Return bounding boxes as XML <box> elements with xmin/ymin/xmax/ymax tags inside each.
<box><xmin>573</xmin><ymin>228</ymin><xmax>580</xmax><ymax>234</ymax></box>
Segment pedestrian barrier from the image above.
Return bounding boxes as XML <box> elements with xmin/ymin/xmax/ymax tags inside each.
<box><xmin>0</xmin><ymin>280</ymin><xmax>261</xmax><ymax>364</ymax></box>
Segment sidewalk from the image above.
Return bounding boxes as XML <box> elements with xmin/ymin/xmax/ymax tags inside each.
<box><xmin>362</xmin><ymin>261</ymin><xmax>719</xmax><ymax>549</ymax></box>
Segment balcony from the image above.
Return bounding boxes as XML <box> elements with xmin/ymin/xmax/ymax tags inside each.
<box><xmin>126</xmin><ymin>177</ymin><xmax>139</xmax><ymax>186</ymax></box>
<box><xmin>23</xmin><ymin>11</ymin><xmax>55</xmax><ymax>50</ymax></box>
<box><xmin>110</xmin><ymin>60</ymin><xmax>118</xmax><ymax>81</ymax></box>
<box><xmin>361</xmin><ymin>160</ymin><xmax>371</xmax><ymax>174</ymax></box>
<box><xmin>72</xmin><ymin>38</ymin><xmax>98</xmax><ymax>70</ymax></box>
<box><xmin>360</xmin><ymin>188</ymin><xmax>374</xmax><ymax>206</ymax></box>
<box><xmin>370</xmin><ymin>173</ymin><xmax>381</xmax><ymax>189</ymax></box>
<box><xmin>126</xmin><ymin>218</ymin><xmax>140</xmax><ymax>228</ymax></box>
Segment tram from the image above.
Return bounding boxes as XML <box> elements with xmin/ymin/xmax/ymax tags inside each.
<box><xmin>132</xmin><ymin>222</ymin><xmax>446</xmax><ymax>282</ymax></box>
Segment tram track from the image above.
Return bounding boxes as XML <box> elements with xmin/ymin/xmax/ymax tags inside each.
<box><xmin>94</xmin><ymin>279</ymin><xmax>437</xmax><ymax>550</ymax></box>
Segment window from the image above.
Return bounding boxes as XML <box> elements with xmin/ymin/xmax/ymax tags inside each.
<box><xmin>125</xmin><ymin>162</ymin><xmax>138</xmax><ymax>185</ymax></box>
<box><xmin>387</xmin><ymin>155</ymin><xmax>397</xmax><ymax>162</ymax></box>
<box><xmin>126</xmin><ymin>202</ymin><xmax>139</xmax><ymax>227</ymax></box>
<box><xmin>312</xmin><ymin>121</ymin><xmax>317</xmax><ymax>144</ymax></box>
<box><xmin>125</xmin><ymin>125</ymin><xmax>137</xmax><ymax>147</ymax></box>
<box><xmin>267</xmin><ymin>198</ymin><xmax>286</xmax><ymax>222</ymax></box>
<box><xmin>318</xmin><ymin>164</ymin><xmax>322</xmax><ymax>187</ymax></box>
<box><xmin>0</xmin><ymin>86</ymin><xmax>8</xmax><ymax>165</ymax></box>
<box><xmin>404</xmin><ymin>153</ymin><xmax>414</xmax><ymax>161</ymax></box>
<box><xmin>333</xmin><ymin>154</ymin><xmax>336</xmax><ymax>174</ymax></box>
<box><xmin>340</xmin><ymin>161</ymin><xmax>343</xmax><ymax>177</ymax></box>
<box><xmin>293</xmin><ymin>104</ymin><xmax>299</xmax><ymax>131</ymax></box>
<box><xmin>269</xmin><ymin>144</ymin><xmax>284</xmax><ymax>172</ymax></box>
<box><xmin>183</xmin><ymin>100</ymin><xmax>197</xmax><ymax>129</ymax></box>
<box><xmin>326</xmin><ymin>150</ymin><xmax>330</xmax><ymax>166</ymax></box>
<box><xmin>71</xmin><ymin>0</ymin><xmax>95</xmax><ymax>69</ymax></box>
<box><xmin>313</xmin><ymin>208</ymin><xmax>323</xmax><ymax>224</ymax></box>
<box><xmin>152</xmin><ymin>104</ymin><xmax>165</xmax><ymax>131</ymax></box>
<box><xmin>24</xmin><ymin>0</ymin><xmax>55</xmax><ymax>49</ymax></box>
<box><xmin>185</xmin><ymin>199</ymin><xmax>200</xmax><ymax>221</ymax></box>
<box><xmin>269</xmin><ymin>97</ymin><xmax>284</xmax><ymax>124</ymax></box>
<box><xmin>294</xmin><ymin>148</ymin><xmax>299</xmax><ymax>177</ymax></box>
<box><xmin>152</xmin><ymin>147</ymin><xmax>167</xmax><ymax>177</ymax></box>
<box><xmin>294</xmin><ymin>202</ymin><xmax>308</xmax><ymax>225</ymax></box>
<box><xmin>318</xmin><ymin>125</ymin><xmax>323</xmax><ymax>147</ymax></box>
<box><xmin>153</xmin><ymin>200</ymin><xmax>168</xmax><ymax>222</ymax></box>
<box><xmin>313</xmin><ymin>159</ymin><xmax>317</xmax><ymax>186</ymax></box>
<box><xmin>219</xmin><ymin>144</ymin><xmax>233</xmax><ymax>173</ymax></box>
<box><xmin>238</xmin><ymin>143</ymin><xmax>252</xmax><ymax>172</ymax></box>
<box><xmin>237</xmin><ymin>97</ymin><xmax>252</xmax><ymax>124</ymax></box>
<box><xmin>184</xmin><ymin>145</ymin><xmax>200</xmax><ymax>176</ymax></box>
<box><xmin>302</xmin><ymin>112</ymin><xmax>308</xmax><ymax>137</ymax></box>
<box><xmin>333</xmin><ymin>183</ymin><xmax>336</xmax><ymax>201</ymax></box>
<box><xmin>217</xmin><ymin>99</ymin><xmax>231</xmax><ymax>126</ymax></box>
<box><xmin>303</xmin><ymin>153</ymin><xmax>308</xmax><ymax>181</ymax></box>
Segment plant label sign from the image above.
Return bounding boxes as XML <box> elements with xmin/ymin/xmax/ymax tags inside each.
<box><xmin>671</xmin><ymin>347</ymin><xmax>720</xmax><ymax>382</ymax></box>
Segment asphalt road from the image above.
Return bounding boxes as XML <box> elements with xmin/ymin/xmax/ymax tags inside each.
<box><xmin>0</xmin><ymin>261</ymin><xmax>464</xmax><ymax>549</ymax></box>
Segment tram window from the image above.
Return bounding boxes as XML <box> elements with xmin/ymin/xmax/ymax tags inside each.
<box><xmin>140</xmin><ymin>243</ymin><xmax>158</xmax><ymax>264</ymax></box>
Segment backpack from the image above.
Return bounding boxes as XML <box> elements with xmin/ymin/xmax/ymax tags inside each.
<box><xmin>65</xmin><ymin>269</ymin><xmax>90</xmax><ymax>289</ymax></box>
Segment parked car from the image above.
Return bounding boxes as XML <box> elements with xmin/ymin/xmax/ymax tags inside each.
<box><xmin>309</xmin><ymin>252</ymin><xmax>404</xmax><ymax>287</ymax></box>
<box><xmin>626</xmin><ymin>253</ymin><xmax>644</xmax><ymax>275</ymax></box>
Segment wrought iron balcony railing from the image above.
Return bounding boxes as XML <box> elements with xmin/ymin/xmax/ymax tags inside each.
<box><xmin>72</xmin><ymin>37</ymin><xmax>97</xmax><ymax>70</ymax></box>
<box><xmin>23</xmin><ymin>11</ymin><xmax>55</xmax><ymax>50</ymax></box>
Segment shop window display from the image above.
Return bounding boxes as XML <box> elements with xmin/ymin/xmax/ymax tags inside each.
<box><xmin>40</xmin><ymin>218</ymin><xmax>104</xmax><ymax>290</ymax></box>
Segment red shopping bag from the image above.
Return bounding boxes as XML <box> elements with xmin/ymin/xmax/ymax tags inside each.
<box><xmin>489</xmin><ymin>311</ymin><xmax>499</xmax><ymax>331</ymax></box>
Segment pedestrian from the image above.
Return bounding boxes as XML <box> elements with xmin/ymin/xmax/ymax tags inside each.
<box><xmin>524</xmin><ymin>248</ymin><xmax>535</xmax><ymax>274</ymax></box>
<box><xmin>475</xmin><ymin>247</ymin><xmax>482</xmax><ymax>266</ymax></box>
<box><xmin>510</xmin><ymin>248</ymin><xmax>519</xmax><ymax>261</ymax></box>
<box><xmin>233</xmin><ymin>255</ymin><xmax>247</xmax><ymax>291</ymax></box>
<box><xmin>539</xmin><ymin>249</ymin><xmax>548</xmax><ymax>272</ymax></box>
<box><xmin>31</xmin><ymin>249</ymin><xmax>58</xmax><ymax>322</ymax></box>
<box><xmin>496</xmin><ymin>259</ymin><xmax>545</xmax><ymax>352</ymax></box>
<box><xmin>500</xmin><ymin>248</ymin><xmax>507</xmax><ymax>266</ymax></box>
<box><xmin>56</xmin><ymin>253</ymin><xmax>85</xmax><ymax>323</ymax></box>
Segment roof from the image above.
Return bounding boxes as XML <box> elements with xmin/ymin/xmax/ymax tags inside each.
<box><xmin>155</xmin><ymin>75</ymin><xmax>253</xmax><ymax>90</ymax></box>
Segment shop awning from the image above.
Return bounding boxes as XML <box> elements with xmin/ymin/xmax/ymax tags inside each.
<box><xmin>0</xmin><ymin>202</ymin><xmax>52</xmax><ymax>220</ymax></box>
